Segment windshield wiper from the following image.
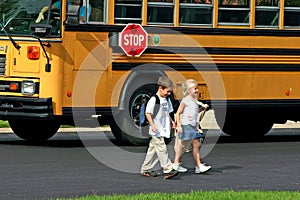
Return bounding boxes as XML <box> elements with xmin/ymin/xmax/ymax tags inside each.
<box><xmin>0</xmin><ymin>22</ymin><xmax>21</xmax><ymax>51</ymax></box>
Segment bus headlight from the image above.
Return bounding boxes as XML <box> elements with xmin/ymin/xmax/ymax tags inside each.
<box><xmin>21</xmin><ymin>80</ymin><xmax>35</xmax><ymax>95</ymax></box>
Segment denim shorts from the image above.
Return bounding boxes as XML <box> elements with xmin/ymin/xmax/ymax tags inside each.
<box><xmin>178</xmin><ymin>125</ymin><xmax>201</xmax><ymax>140</ymax></box>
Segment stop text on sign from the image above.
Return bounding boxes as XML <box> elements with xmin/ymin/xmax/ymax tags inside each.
<box><xmin>123</xmin><ymin>34</ymin><xmax>145</xmax><ymax>46</ymax></box>
<box><xmin>119</xmin><ymin>24</ymin><xmax>148</xmax><ymax>57</ymax></box>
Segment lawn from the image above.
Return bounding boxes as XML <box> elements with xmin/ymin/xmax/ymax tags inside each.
<box><xmin>56</xmin><ymin>191</ymin><xmax>300</xmax><ymax>200</ymax></box>
<box><xmin>0</xmin><ymin>120</ymin><xmax>10</xmax><ymax>128</ymax></box>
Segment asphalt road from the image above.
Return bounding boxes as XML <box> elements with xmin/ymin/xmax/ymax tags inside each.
<box><xmin>0</xmin><ymin>128</ymin><xmax>299</xmax><ymax>200</ymax></box>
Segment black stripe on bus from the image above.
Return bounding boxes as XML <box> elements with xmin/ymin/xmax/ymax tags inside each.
<box><xmin>112</xmin><ymin>63</ymin><xmax>300</xmax><ymax>71</ymax></box>
<box><xmin>65</xmin><ymin>24</ymin><xmax>300</xmax><ymax>37</ymax></box>
<box><xmin>62</xmin><ymin>99</ymin><xmax>300</xmax><ymax>116</ymax></box>
<box><xmin>211</xmin><ymin>99</ymin><xmax>300</xmax><ymax>108</ymax></box>
<box><xmin>112</xmin><ymin>46</ymin><xmax>300</xmax><ymax>55</ymax></box>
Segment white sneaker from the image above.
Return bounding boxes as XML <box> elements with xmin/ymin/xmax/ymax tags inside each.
<box><xmin>195</xmin><ymin>164</ymin><xmax>211</xmax><ymax>174</ymax></box>
<box><xmin>173</xmin><ymin>163</ymin><xmax>188</xmax><ymax>173</ymax></box>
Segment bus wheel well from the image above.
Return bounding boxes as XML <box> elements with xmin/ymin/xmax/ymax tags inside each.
<box><xmin>110</xmin><ymin>72</ymin><xmax>166</xmax><ymax>145</ymax></box>
<box><xmin>118</xmin><ymin>70</ymin><xmax>165</xmax><ymax>110</ymax></box>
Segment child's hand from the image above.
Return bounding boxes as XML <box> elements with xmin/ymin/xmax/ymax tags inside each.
<box><xmin>176</xmin><ymin>126</ymin><xmax>182</xmax><ymax>133</ymax></box>
<box><xmin>203</xmin><ymin>104</ymin><xmax>209</xmax><ymax>109</ymax></box>
<box><xmin>171</xmin><ymin>121</ymin><xmax>176</xmax><ymax>129</ymax></box>
<box><xmin>200</xmin><ymin>104</ymin><xmax>209</xmax><ymax>111</ymax></box>
<box><xmin>151</xmin><ymin>126</ymin><xmax>158</xmax><ymax>133</ymax></box>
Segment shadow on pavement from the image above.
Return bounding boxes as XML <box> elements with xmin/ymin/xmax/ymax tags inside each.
<box><xmin>0</xmin><ymin>128</ymin><xmax>300</xmax><ymax>147</ymax></box>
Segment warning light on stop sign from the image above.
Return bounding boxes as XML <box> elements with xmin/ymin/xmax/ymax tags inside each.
<box><xmin>119</xmin><ymin>24</ymin><xmax>148</xmax><ymax>57</ymax></box>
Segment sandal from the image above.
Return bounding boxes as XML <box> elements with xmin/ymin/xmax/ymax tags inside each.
<box><xmin>141</xmin><ymin>172</ymin><xmax>152</xmax><ymax>177</ymax></box>
<box><xmin>141</xmin><ymin>170</ymin><xmax>160</xmax><ymax>177</ymax></box>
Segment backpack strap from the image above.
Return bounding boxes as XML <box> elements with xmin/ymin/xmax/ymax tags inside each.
<box><xmin>152</xmin><ymin>94</ymin><xmax>170</xmax><ymax>119</ymax></box>
<box><xmin>152</xmin><ymin>94</ymin><xmax>160</xmax><ymax>119</ymax></box>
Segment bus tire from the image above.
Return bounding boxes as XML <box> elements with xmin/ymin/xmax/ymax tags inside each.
<box><xmin>126</xmin><ymin>84</ymin><xmax>175</xmax><ymax>145</ymax></box>
<box><xmin>109</xmin><ymin>116</ymin><xmax>131</xmax><ymax>145</ymax></box>
<box><xmin>214</xmin><ymin>108</ymin><xmax>273</xmax><ymax>138</ymax></box>
<box><xmin>127</xmin><ymin>84</ymin><xmax>157</xmax><ymax>145</ymax></box>
<box><xmin>8</xmin><ymin>119</ymin><xmax>60</xmax><ymax>142</ymax></box>
<box><xmin>110</xmin><ymin>83</ymin><xmax>157</xmax><ymax>146</ymax></box>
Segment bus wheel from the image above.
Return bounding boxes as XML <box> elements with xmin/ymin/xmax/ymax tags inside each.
<box><xmin>108</xmin><ymin>117</ymin><xmax>131</xmax><ymax>145</ymax></box>
<box><xmin>126</xmin><ymin>85</ymin><xmax>156</xmax><ymax>145</ymax></box>
<box><xmin>109</xmin><ymin>109</ymin><xmax>149</xmax><ymax>146</ymax></box>
<box><xmin>8</xmin><ymin>119</ymin><xmax>60</xmax><ymax>141</ymax></box>
<box><xmin>215</xmin><ymin>108</ymin><xmax>273</xmax><ymax>138</ymax></box>
<box><xmin>126</xmin><ymin>84</ymin><xmax>175</xmax><ymax>145</ymax></box>
<box><xmin>110</xmin><ymin>84</ymin><xmax>156</xmax><ymax>146</ymax></box>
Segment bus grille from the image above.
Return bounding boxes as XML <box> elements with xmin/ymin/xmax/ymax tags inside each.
<box><xmin>0</xmin><ymin>55</ymin><xmax>6</xmax><ymax>76</ymax></box>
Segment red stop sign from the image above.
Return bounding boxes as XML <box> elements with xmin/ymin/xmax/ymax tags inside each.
<box><xmin>119</xmin><ymin>24</ymin><xmax>148</xmax><ymax>57</ymax></box>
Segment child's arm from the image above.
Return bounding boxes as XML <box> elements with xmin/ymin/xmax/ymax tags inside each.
<box><xmin>146</xmin><ymin>112</ymin><xmax>157</xmax><ymax>133</ymax></box>
<box><xmin>175</xmin><ymin>102</ymin><xmax>186</xmax><ymax>133</ymax></box>
<box><xmin>199</xmin><ymin>103</ymin><xmax>209</xmax><ymax>112</ymax></box>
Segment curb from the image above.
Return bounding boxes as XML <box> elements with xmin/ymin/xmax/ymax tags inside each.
<box><xmin>1</xmin><ymin>110</ymin><xmax>300</xmax><ymax>134</ymax></box>
<box><xmin>0</xmin><ymin>127</ymin><xmax>111</xmax><ymax>133</ymax></box>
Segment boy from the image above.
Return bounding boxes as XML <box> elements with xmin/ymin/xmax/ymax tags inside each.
<box><xmin>140</xmin><ymin>77</ymin><xmax>178</xmax><ymax>179</ymax></box>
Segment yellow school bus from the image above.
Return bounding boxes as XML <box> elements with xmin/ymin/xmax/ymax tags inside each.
<box><xmin>1</xmin><ymin>0</ymin><xmax>300</xmax><ymax>145</ymax></box>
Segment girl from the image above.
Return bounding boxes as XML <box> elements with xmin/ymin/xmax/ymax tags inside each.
<box><xmin>173</xmin><ymin>79</ymin><xmax>211</xmax><ymax>174</ymax></box>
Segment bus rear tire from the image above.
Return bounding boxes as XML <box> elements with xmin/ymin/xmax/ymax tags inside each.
<box><xmin>8</xmin><ymin>119</ymin><xmax>60</xmax><ymax>142</ymax></box>
<box><xmin>215</xmin><ymin>108</ymin><xmax>273</xmax><ymax>138</ymax></box>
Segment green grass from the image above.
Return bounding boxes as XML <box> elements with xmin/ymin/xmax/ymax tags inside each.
<box><xmin>0</xmin><ymin>120</ymin><xmax>74</xmax><ymax>128</ymax></box>
<box><xmin>55</xmin><ymin>191</ymin><xmax>300</xmax><ymax>200</ymax></box>
<box><xmin>0</xmin><ymin>120</ymin><xmax>10</xmax><ymax>128</ymax></box>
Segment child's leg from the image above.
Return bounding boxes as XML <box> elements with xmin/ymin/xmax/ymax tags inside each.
<box><xmin>153</xmin><ymin>137</ymin><xmax>173</xmax><ymax>173</ymax></box>
<box><xmin>193</xmin><ymin>138</ymin><xmax>211</xmax><ymax>173</ymax></box>
<box><xmin>173</xmin><ymin>138</ymin><xmax>184</xmax><ymax>165</ymax></box>
<box><xmin>192</xmin><ymin>139</ymin><xmax>201</xmax><ymax>166</ymax></box>
<box><xmin>174</xmin><ymin>138</ymin><xmax>193</xmax><ymax>164</ymax></box>
<box><xmin>141</xmin><ymin>137</ymin><xmax>158</xmax><ymax>173</ymax></box>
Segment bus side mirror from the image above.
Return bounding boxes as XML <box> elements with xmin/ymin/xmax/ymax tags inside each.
<box><xmin>30</xmin><ymin>24</ymin><xmax>52</xmax><ymax>72</ymax></box>
<box><xmin>30</xmin><ymin>24</ymin><xmax>52</xmax><ymax>38</ymax></box>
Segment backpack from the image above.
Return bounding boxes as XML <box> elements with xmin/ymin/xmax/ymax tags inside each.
<box><xmin>139</xmin><ymin>94</ymin><xmax>163</xmax><ymax>137</ymax></box>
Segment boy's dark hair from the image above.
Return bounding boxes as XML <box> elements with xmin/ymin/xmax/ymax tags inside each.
<box><xmin>157</xmin><ymin>77</ymin><xmax>173</xmax><ymax>89</ymax></box>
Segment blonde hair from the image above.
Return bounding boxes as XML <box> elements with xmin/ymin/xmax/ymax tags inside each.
<box><xmin>182</xmin><ymin>79</ymin><xmax>198</xmax><ymax>96</ymax></box>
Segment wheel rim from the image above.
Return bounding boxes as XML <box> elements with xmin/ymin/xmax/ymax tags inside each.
<box><xmin>129</xmin><ymin>93</ymin><xmax>150</xmax><ymax>128</ymax></box>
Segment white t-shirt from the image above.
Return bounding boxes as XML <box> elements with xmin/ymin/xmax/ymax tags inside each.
<box><xmin>181</xmin><ymin>96</ymin><xmax>198</xmax><ymax>126</ymax></box>
<box><xmin>145</xmin><ymin>95</ymin><xmax>173</xmax><ymax>138</ymax></box>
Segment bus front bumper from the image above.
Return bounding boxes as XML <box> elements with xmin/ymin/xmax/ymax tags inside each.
<box><xmin>0</xmin><ymin>96</ymin><xmax>54</xmax><ymax>120</ymax></box>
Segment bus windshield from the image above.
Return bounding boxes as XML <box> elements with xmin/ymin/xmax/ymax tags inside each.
<box><xmin>0</xmin><ymin>0</ymin><xmax>61</xmax><ymax>37</ymax></box>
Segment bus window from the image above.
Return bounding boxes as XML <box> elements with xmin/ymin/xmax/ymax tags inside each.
<box><xmin>284</xmin><ymin>0</ymin><xmax>300</xmax><ymax>28</ymax></box>
<box><xmin>89</xmin><ymin>0</ymin><xmax>105</xmax><ymax>23</ymax></box>
<box><xmin>64</xmin><ymin>0</ymin><xmax>92</xmax><ymax>24</ymax></box>
<box><xmin>114</xmin><ymin>0</ymin><xmax>142</xmax><ymax>24</ymax></box>
<box><xmin>218</xmin><ymin>0</ymin><xmax>250</xmax><ymax>25</ymax></box>
<box><xmin>1</xmin><ymin>0</ymin><xmax>61</xmax><ymax>37</ymax></box>
<box><xmin>179</xmin><ymin>0</ymin><xmax>213</xmax><ymax>26</ymax></box>
<box><xmin>255</xmin><ymin>0</ymin><xmax>279</xmax><ymax>27</ymax></box>
<box><xmin>65</xmin><ymin>0</ymin><xmax>104</xmax><ymax>24</ymax></box>
<box><xmin>147</xmin><ymin>0</ymin><xmax>174</xmax><ymax>25</ymax></box>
